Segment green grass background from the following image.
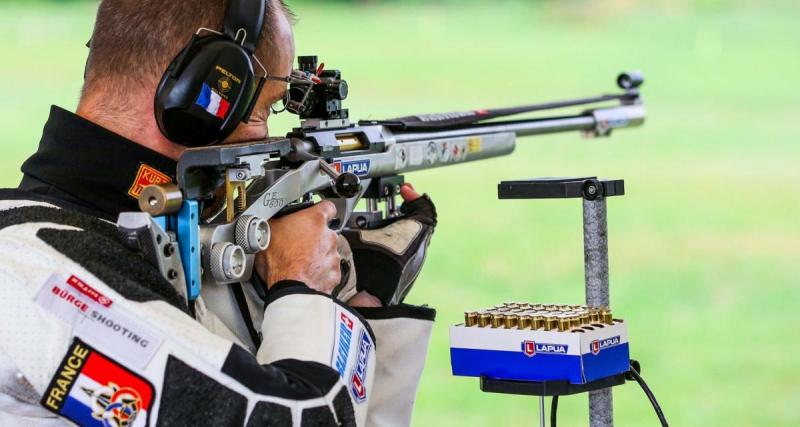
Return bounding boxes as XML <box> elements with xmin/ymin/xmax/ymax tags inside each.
<box><xmin>2</xmin><ymin>0</ymin><xmax>799</xmax><ymax>425</ymax></box>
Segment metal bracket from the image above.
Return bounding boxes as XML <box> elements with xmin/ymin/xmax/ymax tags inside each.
<box><xmin>117</xmin><ymin>212</ymin><xmax>188</xmax><ymax>303</ymax></box>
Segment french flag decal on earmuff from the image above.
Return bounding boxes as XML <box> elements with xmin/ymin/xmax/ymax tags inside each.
<box><xmin>195</xmin><ymin>83</ymin><xmax>230</xmax><ymax>119</ymax></box>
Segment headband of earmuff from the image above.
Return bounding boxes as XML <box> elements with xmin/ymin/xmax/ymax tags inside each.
<box><xmin>154</xmin><ymin>0</ymin><xmax>267</xmax><ymax>147</ymax></box>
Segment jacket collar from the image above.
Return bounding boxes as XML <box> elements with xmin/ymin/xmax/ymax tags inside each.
<box><xmin>19</xmin><ymin>106</ymin><xmax>177</xmax><ymax>218</ymax></box>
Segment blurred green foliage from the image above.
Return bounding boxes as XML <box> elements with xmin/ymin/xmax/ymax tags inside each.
<box><xmin>1</xmin><ymin>0</ymin><xmax>799</xmax><ymax>425</ymax></box>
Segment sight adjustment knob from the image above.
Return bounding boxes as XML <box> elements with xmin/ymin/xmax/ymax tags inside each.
<box><xmin>235</xmin><ymin>215</ymin><xmax>271</xmax><ymax>253</ymax></box>
<box><xmin>209</xmin><ymin>242</ymin><xmax>246</xmax><ymax>282</ymax></box>
<box><xmin>325</xmin><ymin>80</ymin><xmax>348</xmax><ymax>100</ymax></box>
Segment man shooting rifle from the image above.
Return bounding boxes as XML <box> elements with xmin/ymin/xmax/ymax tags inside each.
<box><xmin>0</xmin><ymin>1</ymin><xmax>438</xmax><ymax>425</ymax></box>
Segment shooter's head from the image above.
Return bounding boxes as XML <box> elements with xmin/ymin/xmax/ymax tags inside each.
<box><xmin>78</xmin><ymin>0</ymin><xmax>296</xmax><ymax>158</ymax></box>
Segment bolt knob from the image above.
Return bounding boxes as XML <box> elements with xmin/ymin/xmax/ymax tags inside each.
<box><xmin>209</xmin><ymin>242</ymin><xmax>246</xmax><ymax>282</ymax></box>
<box><xmin>235</xmin><ymin>215</ymin><xmax>271</xmax><ymax>253</ymax></box>
<box><xmin>335</xmin><ymin>172</ymin><xmax>361</xmax><ymax>198</ymax></box>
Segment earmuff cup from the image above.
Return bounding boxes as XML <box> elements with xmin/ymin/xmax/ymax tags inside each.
<box><xmin>155</xmin><ymin>36</ymin><xmax>258</xmax><ymax>147</ymax></box>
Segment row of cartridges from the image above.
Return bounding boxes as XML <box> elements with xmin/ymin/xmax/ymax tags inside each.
<box><xmin>463</xmin><ymin>302</ymin><xmax>619</xmax><ymax>332</ymax></box>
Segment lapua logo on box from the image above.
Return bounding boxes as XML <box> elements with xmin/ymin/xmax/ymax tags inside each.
<box><xmin>521</xmin><ymin>340</ymin><xmax>568</xmax><ymax>357</ymax></box>
<box><xmin>590</xmin><ymin>335</ymin><xmax>621</xmax><ymax>355</ymax></box>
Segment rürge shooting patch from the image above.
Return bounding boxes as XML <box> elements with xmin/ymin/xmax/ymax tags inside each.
<box><xmin>35</xmin><ymin>274</ymin><xmax>165</xmax><ymax>369</ymax></box>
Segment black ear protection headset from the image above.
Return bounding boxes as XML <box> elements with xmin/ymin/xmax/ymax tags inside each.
<box><xmin>154</xmin><ymin>0</ymin><xmax>268</xmax><ymax>147</ymax></box>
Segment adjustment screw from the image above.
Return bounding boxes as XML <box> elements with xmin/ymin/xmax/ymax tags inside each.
<box><xmin>209</xmin><ymin>242</ymin><xmax>247</xmax><ymax>282</ymax></box>
<box><xmin>235</xmin><ymin>215</ymin><xmax>270</xmax><ymax>253</ymax></box>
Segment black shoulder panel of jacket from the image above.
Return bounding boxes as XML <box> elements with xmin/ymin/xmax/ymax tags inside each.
<box><xmin>245</xmin><ymin>401</ymin><xmax>293</xmax><ymax>427</ymax></box>
<box><xmin>37</xmin><ymin>228</ymin><xmax>186</xmax><ymax>311</ymax></box>
<box><xmin>158</xmin><ymin>356</ymin><xmax>248</xmax><ymax>426</ymax></box>
<box><xmin>0</xmin><ymin>193</ymin><xmax>186</xmax><ymax>312</ymax></box>
<box><xmin>0</xmin><ymin>188</ymin><xmax>110</xmax><ymax>219</ymax></box>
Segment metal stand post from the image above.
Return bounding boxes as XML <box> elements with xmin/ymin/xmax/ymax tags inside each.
<box><xmin>539</xmin><ymin>396</ymin><xmax>546</xmax><ymax>427</ymax></box>
<box><xmin>584</xmin><ymin>194</ymin><xmax>613</xmax><ymax>427</ymax></box>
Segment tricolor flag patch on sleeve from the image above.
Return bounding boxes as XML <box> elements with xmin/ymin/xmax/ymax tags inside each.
<box><xmin>195</xmin><ymin>83</ymin><xmax>231</xmax><ymax>119</ymax></box>
<box><xmin>41</xmin><ymin>338</ymin><xmax>155</xmax><ymax>427</ymax></box>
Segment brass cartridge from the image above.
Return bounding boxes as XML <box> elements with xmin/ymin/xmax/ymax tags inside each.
<box><xmin>504</xmin><ymin>315</ymin><xmax>519</xmax><ymax>329</ymax></box>
<box><xmin>579</xmin><ymin>313</ymin><xmax>591</xmax><ymax>325</ymax></box>
<box><xmin>569</xmin><ymin>315</ymin><xmax>582</xmax><ymax>329</ymax></box>
<box><xmin>601</xmin><ymin>309</ymin><xmax>613</xmax><ymax>325</ymax></box>
<box><xmin>532</xmin><ymin>315</ymin><xmax>545</xmax><ymax>330</ymax></box>
<box><xmin>478</xmin><ymin>313</ymin><xmax>491</xmax><ymax>327</ymax></box>
<box><xmin>491</xmin><ymin>314</ymin><xmax>505</xmax><ymax>328</ymax></box>
<box><xmin>557</xmin><ymin>316</ymin><xmax>570</xmax><ymax>332</ymax></box>
<box><xmin>465</xmin><ymin>312</ymin><xmax>478</xmax><ymax>327</ymax></box>
<box><xmin>544</xmin><ymin>316</ymin><xmax>559</xmax><ymax>331</ymax></box>
<box><xmin>519</xmin><ymin>315</ymin><xmax>533</xmax><ymax>329</ymax></box>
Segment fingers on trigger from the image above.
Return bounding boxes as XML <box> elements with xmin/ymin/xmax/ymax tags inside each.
<box><xmin>400</xmin><ymin>183</ymin><xmax>421</xmax><ymax>201</ymax></box>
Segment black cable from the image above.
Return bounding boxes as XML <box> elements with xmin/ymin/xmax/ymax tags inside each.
<box><xmin>628</xmin><ymin>364</ymin><xmax>669</xmax><ymax>427</ymax></box>
<box><xmin>232</xmin><ymin>282</ymin><xmax>263</xmax><ymax>348</ymax></box>
<box><xmin>550</xmin><ymin>395</ymin><xmax>558</xmax><ymax>427</ymax></box>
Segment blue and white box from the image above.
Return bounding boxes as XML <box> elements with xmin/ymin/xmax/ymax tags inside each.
<box><xmin>449</xmin><ymin>321</ymin><xmax>630</xmax><ymax>384</ymax></box>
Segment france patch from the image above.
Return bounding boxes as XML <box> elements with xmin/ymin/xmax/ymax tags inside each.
<box><xmin>41</xmin><ymin>338</ymin><xmax>155</xmax><ymax>427</ymax></box>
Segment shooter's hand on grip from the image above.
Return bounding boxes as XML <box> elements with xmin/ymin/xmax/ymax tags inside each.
<box><xmin>342</xmin><ymin>183</ymin><xmax>438</xmax><ymax>306</ymax></box>
<box><xmin>254</xmin><ymin>201</ymin><xmax>341</xmax><ymax>293</ymax></box>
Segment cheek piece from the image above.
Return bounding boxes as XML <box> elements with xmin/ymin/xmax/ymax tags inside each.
<box><xmin>154</xmin><ymin>0</ymin><xmax>267</xmax><ymax>147</ymax></box>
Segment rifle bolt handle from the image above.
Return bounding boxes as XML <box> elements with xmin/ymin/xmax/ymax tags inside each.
<box><xmin>335</xmin><ymin>172</ymin><xmax>361</xmax><ymax>198</ymax></box>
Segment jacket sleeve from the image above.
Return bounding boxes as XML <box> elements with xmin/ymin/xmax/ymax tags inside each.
<box><xmin>354</xmin><ymin>305</ymin><xmax>436</xmax><ymax>427</ymax></box>
<box><xmin>0</xmin><ymin>211</ymin><xmax>374</xmax><ymax>426</ymax></box>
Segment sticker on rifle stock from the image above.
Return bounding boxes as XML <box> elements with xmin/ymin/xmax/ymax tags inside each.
<box><xmin>409</xmin><ymin>145</ymin><xmax>424</xmax><ymax>166</ymax></box>
<box><xmin>41</xmin><ymin>338</ymin><xmax>155</xmax><ymax>427</ymax></box>
<box><xmin>451</xmin><ymin>141</ymin><xmax>468</xmax><ymax>162</ymax></box>
<box><xmin>127</xmin><ymin>164</ymin><xmax>172</xmax><ymax>199</ymax></box>
<box><xmin>467</xmin><ymin>137</ymin><xmax>482</xmax><ymax>154</ymax></box>
<box><xmin>332</xmin><ymin>159</ymin><xmax>371</xmax><ymax>177</ymax></box>
<box><xmin>425</xmin><ymin>142</ymin><xmax>438</xmax><ymax>165</ymax></box>
<box><xmin>395</xmin><ymin>146</ymin><xmax>408</xmax><ymax>169</ymax></box>
<box><xmin>438</xmin><ymin>142</ymin><xmax>452</xmax><ymax>163</ymax></box>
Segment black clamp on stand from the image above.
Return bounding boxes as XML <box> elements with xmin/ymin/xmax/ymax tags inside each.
<box><xmin>489</xmin><ymin>177</ymin><xmax>625</xmax><ymax>427</ymax></box>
